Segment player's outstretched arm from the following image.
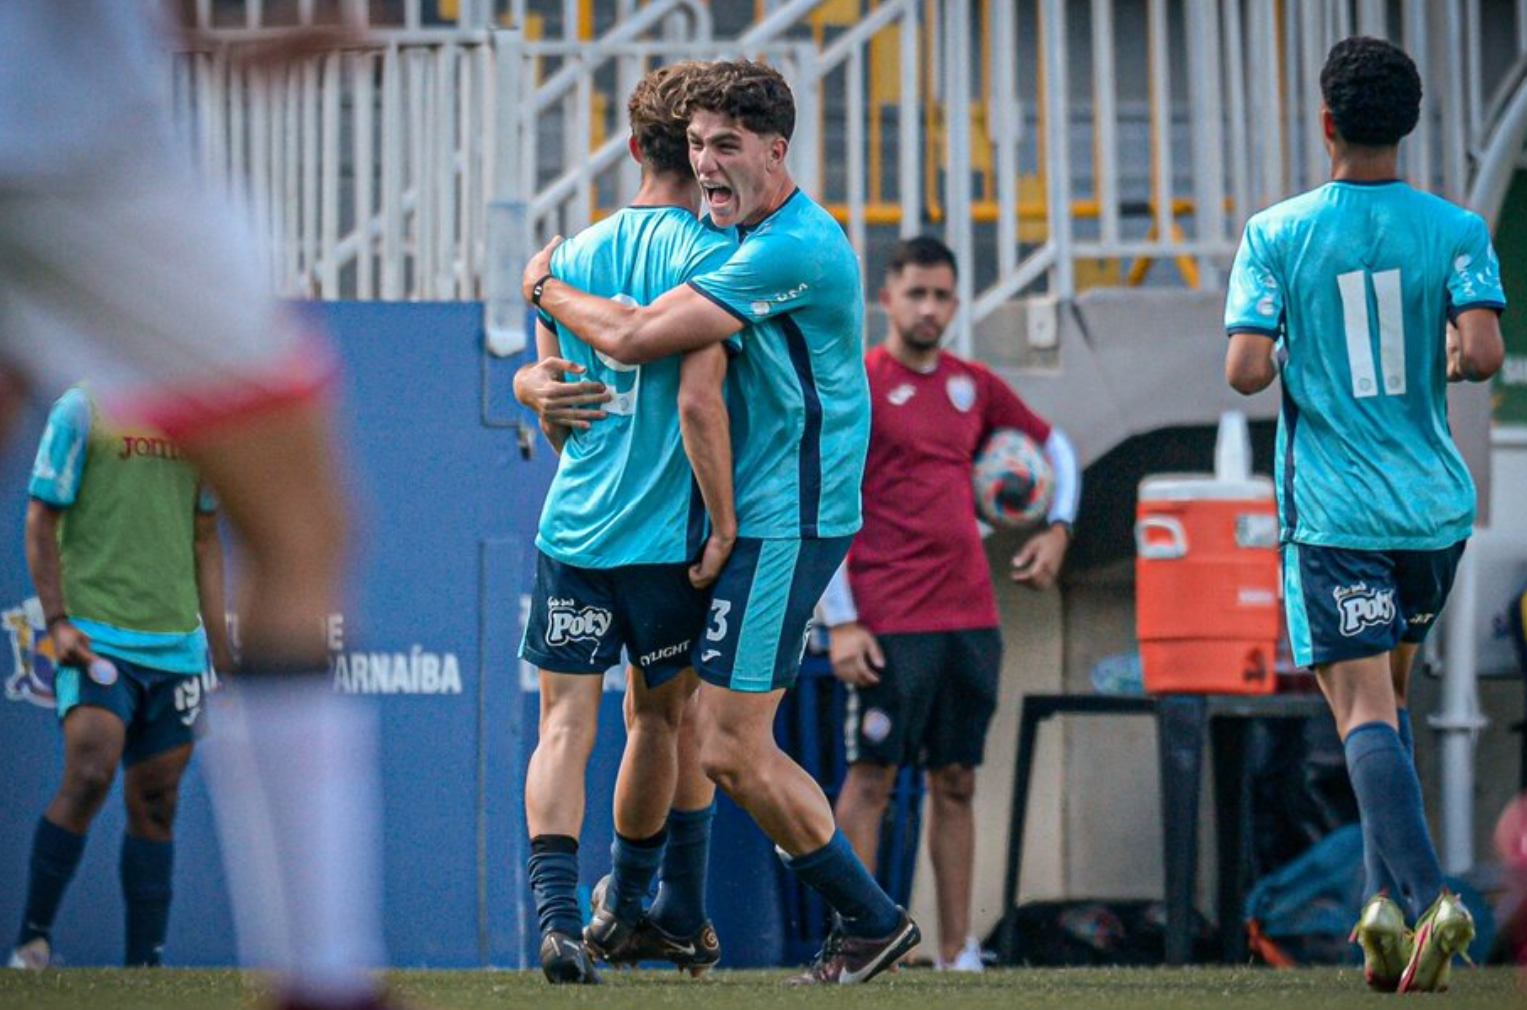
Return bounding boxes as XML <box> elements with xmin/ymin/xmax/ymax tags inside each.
<box><xmin>523</xmin><ymin>238</ymin><xmax>742</xmax><ymax>365</ymax></box>
<box><xmin>1448</xmin><ymin>310</ymin><xmax>1505</xmax><ymax>383</ymax></box>
<box><xmin>1225</xmin><ymin>331</ymin><xmax>1278</xmax><ymax>395</ymax></box>
<box><xmin>678</xmin><ymin>344</ymin><xmax>736</xmax><ymax>588</ymax></box>
<box><xmin>194</xmin><ymin>507</ymin><xmax>236</xmax><ymax>674</ymax></box>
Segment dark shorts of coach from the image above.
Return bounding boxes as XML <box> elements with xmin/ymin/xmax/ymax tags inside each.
<box><xmin>55</xmin><ymin>657</ymin><xmax>214</xmax><ymax>767</ymax></box>
<box><xmin>520</xmin><ymin>550</ymin><xmax>708</xmax><ymax>688</ymax></box>
<box><xmin>1283</xmin><ymin>540</ymin><xmax>1466</xmax><ymax>668</ymax></box>
<box><xmin>694</xmin><ymin>535</ymin><xmax>853</xmax><ymax>694</ymax></box>
<box><xmin>844</xmin><ymin>627</ymin><xmax>1002</xmax><ymax>769</ymax></box>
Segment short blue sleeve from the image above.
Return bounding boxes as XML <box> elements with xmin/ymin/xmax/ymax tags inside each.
<box><xmin>28</xmin><ymin>388</ymin><xmax>92</xmax><ymax>507</ymax></box>
<box><xmin>1447</xmin><ymin>214</ymin><xmax>1507</xmax><ymax>318</ymax></box>
<box><xmin>688</xmin><ymin>232</ymin><xmax>818</xmax><ymax>329</ymax></box>
<box><xmin>1224</xmin><ymin>218</ymin><xmax>1285</xmax><ymax>338</ymax></box>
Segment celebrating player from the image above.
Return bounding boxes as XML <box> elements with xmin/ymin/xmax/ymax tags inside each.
<box><xmin>513</xmin><ymin>62</ymin><xmax>735</xmax><ymax>984</ymax></box>
<box><xmin>819</xmin><ymin>236</ymin><xmax>1080</xmax><ymax>970</ymax></box>
<box><xmin>1224</xmin><ymin>36</ymin><xmax>1505</xmax><ymax>994</ymax></box>
<box><xmin>9</xmin><ymin>386</ymin><xmax>232</xmax><ymax>970</ymax></box>
<box><xmin>0</xmin><ymin>6</ymin><xmax>389</xmax><ymax>1009</ymax></box>
<box><xmin>524</xmin><ymin>59</ymin><xmax>920</xmax><ymax>984</ymax></box>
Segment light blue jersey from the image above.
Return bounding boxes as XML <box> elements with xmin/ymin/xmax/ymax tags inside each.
<box><xmin>1225</xmin><ymin>180</ymin><xmax>1506</xmax><ymax>550</ymax></box>
<box><xmin>688</xmin><ymin>189</ymin><xmax>870</xmax><ymax>539</ymax></box>
<box><xmin>536</xmin><ymin>206</ymin><xmax>735</xmax><ymax>568</ymax></box>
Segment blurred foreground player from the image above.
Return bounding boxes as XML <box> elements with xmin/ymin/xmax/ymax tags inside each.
<box><xmin>820</xmin><ymin>236</ymin><xmax>1079</xmax><ymax>969</ymax></box>
<box><xmin>525</xmin><ymin>60</ymin><xmax>920</xmax><ymax>984</ymax></box>
<box><xmin>513</xmin><ymin>62</ymin><xmax>735</xmax><ymax>984</ymax></box>
<box><xmin>1224</xmin><ymin>36</ymin><xmax>1505</xmax><ymax>994</ymax></box>
<box><xmin>0</xmin><ymin>4</ymin><xmax>389</xmax><ymax>1008</ymax></box>
<box><xmin>10</xmin><ymin>386</ymin><xmax>232</xmax><ymax>969</ymax></box>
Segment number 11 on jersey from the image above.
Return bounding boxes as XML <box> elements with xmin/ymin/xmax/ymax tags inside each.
<box><xmin>1337</xmin><ymin>268</ymin><xmax>1406</xmax><ymax>398</ymax></box>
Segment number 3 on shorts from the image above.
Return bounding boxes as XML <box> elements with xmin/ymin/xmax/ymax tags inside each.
<box><xmin>706</xmin><ymin>599</ymin><xmax>732</xmax><ymax>642</ymax></box>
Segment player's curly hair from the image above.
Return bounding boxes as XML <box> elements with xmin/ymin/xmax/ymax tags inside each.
<box><xmin>628</xmin><ymin>61</ymin><xmax>705</xmax><ymax>176</ymax></box>
<box><xmin>681</xmin><ymin>59</ymin><xmax>795</xmax><ymax>141</ymax></box>
<box><xmin>1319</xmin><ymin>36</ymin><xmax>1422</xmax><ymax>147</ymax></box>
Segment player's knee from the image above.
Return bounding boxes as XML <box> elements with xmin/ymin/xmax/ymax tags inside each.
<box><xmin>537</xmin><ymin>708</ymin><xmax>597</xmax><ymax>756</ymax></box>
<box><xmin>698</xmin><ymin>733</ymin><xmax>749</xmax><ymax>791</ymax></box>
<box><xmin>843</xmin><ymin>763</ymin><xmax>897</xmax><ymax>806</ymax></box>
<box><xmin>61</xmin><ymin>757</ymin><xmax>117</xmax><ymax>810</ymax></box>
<box><xmin>929</xmin><ymin>766</ymin><xmax>976</xmax><ymax>806</ymax></box>
<box><xmin>128</xmin><ymin>785</ymin><xmax>179</xmax><ymax>838</ymax></box>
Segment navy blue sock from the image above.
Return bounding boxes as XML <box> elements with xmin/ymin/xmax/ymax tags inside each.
<box><xmin>648</xmin><ymin>803</ymin><xmax>714</xmax><ymax>936</ymax></box>
<box><xmin>782</xmin><ymin>830</ymin><xmax>900</xmax><ymax>938</ymax></box>
<box><xmin>17</xmin><ymin>818</ymin><xmax>85</xmax><ymax>947</ymax></box>
<box><xmin>1345</xmin><ymin>721</ymin><xmax>1444</xmax><ymax>920</ymax></box>
<box><xmin>528</xmin><ymin>835</ymin><xmax>583</xmax><ymax>938</ymax></box>
<box><xmin>608</xmin><ymin>827</ymin><xmax>665</xmax><ymax>925</ymax></box>
<box><xmin>120</xmin><ymin>834</ymin><xmax>173</xmax><ymax>966</ymax></box>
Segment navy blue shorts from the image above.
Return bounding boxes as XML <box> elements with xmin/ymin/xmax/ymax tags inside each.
<box><xmin>1283</xmin><ymin>540</ymin><xmax>1466</xmax><ymax>668</ymax></box>
<box><xmin>55</xmin><ymin>657</ymin><xmax>213</xmax><ymax>767</ymax></box>
<box><xmin>845</xmin><ymin>628</ymin><xmax>1003</xmax><ymax>769</ymax></box>
<box><xmin>694</xmin><ymin>535</ymin><xmax>853</xmax><ymax>693</ymax></box>
<box><xmin>519</xmin><ymin>550</ymin><xmax>708</xmax><ymax>687</ymax></box>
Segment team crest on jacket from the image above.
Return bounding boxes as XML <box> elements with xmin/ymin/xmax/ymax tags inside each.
<box><xmin>946</xmin><ymin>374</ymin><xmax>976</xmax><ymax>412</ymax></box>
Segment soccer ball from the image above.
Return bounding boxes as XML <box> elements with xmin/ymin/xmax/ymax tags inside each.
<box><xmin>973</xmin><ymin>428</ymin><xmax>1054</xmax><ymax>530</ymax></box>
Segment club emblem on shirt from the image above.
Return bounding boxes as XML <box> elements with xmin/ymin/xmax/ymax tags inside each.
<box><xmin>887</xmin><ymin>383</ymin><xmax>916</xmax><ymax>406</ymax></box>
<box><xmin>946</xmin><ymin>375</ymin><xmax>976</xmax><ymax>413</ymax></box>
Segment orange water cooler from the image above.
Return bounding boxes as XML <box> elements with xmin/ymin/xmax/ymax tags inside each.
<box><xmin>1134</xmin><ymin>475</ymin><xmax>1280</xmax><ymax>694</ymax></box>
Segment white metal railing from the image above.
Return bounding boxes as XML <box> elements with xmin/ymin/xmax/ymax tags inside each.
<box><xmin>173</xmin><ymin>0</ymin><xmax>708</xmax><ymax>299</ymax></box>
<box><xmin>176</xmin><ymin>0</ymin><xmax>1527</xmax><ymax>325</ymax></box>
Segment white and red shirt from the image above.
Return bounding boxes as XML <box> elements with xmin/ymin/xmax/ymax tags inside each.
<box><xmin>846</xmin><ymin>345</ymin><xmax>1052</xmax><ymax>634</ymax></box>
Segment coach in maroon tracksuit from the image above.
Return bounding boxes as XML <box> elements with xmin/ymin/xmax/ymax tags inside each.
<box><xmin>819</xmin><ymin>236</ymin><xmax>1080</xmax><ymax>970</ymax></box>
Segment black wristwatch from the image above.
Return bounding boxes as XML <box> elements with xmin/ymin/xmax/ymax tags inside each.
<box><xmin>530</xmin><ymin>273</ymin><xmax>555</xmax><ymax>307</ymax></box>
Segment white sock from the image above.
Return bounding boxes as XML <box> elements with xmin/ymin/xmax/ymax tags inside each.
<box><xmin>203</xmin><ymin>675</ymin><xmax>383</xmax><ymax>1002</ymax></box>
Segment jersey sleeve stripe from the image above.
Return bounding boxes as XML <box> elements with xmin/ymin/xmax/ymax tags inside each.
<box><xmin>1447</xmin><ymin>299</ymin><xmax>1506</xmax><ymax>321</ymax></box>
<box><xmin>686</xmin><ymin>280</ymin><xmax>751</xmax><ymax>326</ymax></box>
<box><xmin>1226</xmin><ymin>324</ymin><xmax>1281</xmax><ymax>338</ymax></box>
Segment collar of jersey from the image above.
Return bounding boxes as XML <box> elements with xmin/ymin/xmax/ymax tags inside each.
<box><xmin>737</xmin><ymin>187</ymin><xmax>801</xmax><ymax>239</ymax></box>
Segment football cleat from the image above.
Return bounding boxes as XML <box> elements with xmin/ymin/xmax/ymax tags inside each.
<box><xmin>6</xmin><ymin>937</ymin><xmax>50</xmax><ymax>970</ymax></box>
<box><xmin>583</xmin><ymin>875</ymin><xmax>639</xmax><ymax>964</ymax></box>
<box><xmin>1348</xmin><ymin>893</ymin><xmax>1409</xmax><ymax>992</ymax></box>
<box><xmin>538</xmin><ymin>930</ymin><xmax>601</xmax><ymax>985</ymax></box>
<box><xmin>1398</xmin><ymin>890</ymin><xmax>1475</xmax><ymax>993</ymax></box>
<box><xmin>622</xmin><ymin>917</ymin><xmax>722</xmax><ymax>976</ymax></box>
<box><xmin>786</xmin><ymin>910</ymin><xmax>920</xmax><ymax>985</ymax></box>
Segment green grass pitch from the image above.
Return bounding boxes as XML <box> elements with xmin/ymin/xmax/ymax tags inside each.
<box><xmin>0</xmin><ymin>967</ymin><xmax>1520</xmax><ymax>1010</ymax></box>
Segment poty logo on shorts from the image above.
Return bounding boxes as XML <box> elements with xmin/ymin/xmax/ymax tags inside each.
<box><xmin>638</xmin><ymin>639</ymin><xmax>691</xmax><ymax>668</ymax></box>
<box><xmin>545</xmin><ymin>598</ymin><xmax>612</xmax><ymax>647</ymax></box>
<box><xmin>1334</xmin><ymin>583</ymin><xmax>1396</xmax><ymax>637</ymax></box>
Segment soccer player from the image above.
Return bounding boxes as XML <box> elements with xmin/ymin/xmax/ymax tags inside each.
<box><xmin>818</xmin><ymin>236</ymin><xmax>1080</xmax><ymax>970</ymax></box>
<box><xmin>523</xmin><ymin>59</ymin><xmax>921</xmax><ymax>984</ymax></box>
<box><xmin>513</xmin><ymin>62</ymin><xmax>736</xmax><ymax>984</ymax></box>
<box><xmin>9</xmin><ymin>386</ymin><xmax>232</xmax><ymax>969</ymax></box>
<box><xmin>1</xmin><ymin>6</ymin><xmax>390</xmax><ymax>1008</ymax></box>
<box><xmin>1224</xmin><ymin>36</ymin><xmax>1505</xmax><ymax>994</ymax></box>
